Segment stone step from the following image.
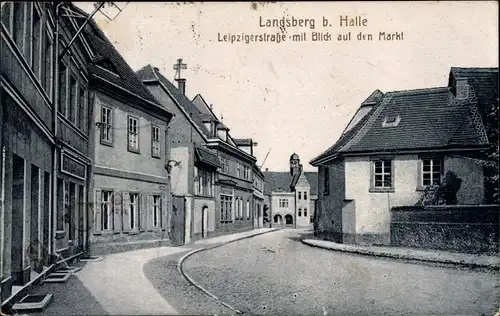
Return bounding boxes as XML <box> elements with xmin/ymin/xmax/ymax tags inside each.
<box><xmin>80</xmin><ymin>256</ymin><xmax>104</xmax><ymax>262</ymax></box>
<box><xmin>42</xmin><ymin>273</ymin><xmax>71</xmax><ymax>284</ymax></box>
<box><xmin>11</xmin><ymin>294</ymin><xmax>53</xmax><ymax>312</ymax></box>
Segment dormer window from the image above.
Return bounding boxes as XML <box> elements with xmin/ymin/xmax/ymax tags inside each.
<box><xmin>382</xmin><ymin>115</ymin><xmax>401</xmax><ymax>127</ymax></box>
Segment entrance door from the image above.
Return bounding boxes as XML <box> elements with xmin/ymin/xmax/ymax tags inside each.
<box><xmin>201</xmin><ymin>206</ymin><xmax>209</xmax><ymax>238</ymax></box>
<box><xmin>11</xmin><ymin>154</ymin><xmax>25</xmax><ymax>285</ymax></box>
<box><xmin>171</xmin><ymin>196</ymin><xmax>186</xmax><ymax>246</ymax></box>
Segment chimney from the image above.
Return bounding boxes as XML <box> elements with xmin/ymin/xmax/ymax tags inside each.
<box><xmin>175</xmin><ymin>78</ymin><xmax>186</xmax><ymax>95</ymax></box>
<box><xmin>455</xmin><ymin>77</ymin><xmax>469</xmax><ymax>100</ymax></box>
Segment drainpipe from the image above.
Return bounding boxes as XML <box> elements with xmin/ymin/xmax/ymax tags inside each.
<box><xmin>50</xmin><ymin>1</ymin><xmax>64</xmax><ymax>262</ymax></box>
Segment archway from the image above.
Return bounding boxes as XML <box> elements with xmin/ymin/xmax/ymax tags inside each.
<box><xmin>273</xmin><ymin>214</ymin><xmax>282</xmax><ymax>225</ymax></box>
<box><xmin>285</xmin><ymin>214</ymin><xmax>293</xmax><ymax>225</ymax></box>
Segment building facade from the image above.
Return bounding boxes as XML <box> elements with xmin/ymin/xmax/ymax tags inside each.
<box><xmin>71</xmin><ymin>13</ymin><xmax>175</xmax><ymax>254</ymax></box>
<box><xmin>264</xmin><ymin>153</ymin><xmax>317</xmax><ymax>228</ymax></box>
<box><xmin>310</xmin><ymin>68</ymin><xmax>498</xmax><ymax>245</ymax></box>
<box><xmin>252</xmin><ymin>164</ymin><xmax>265</xmax><ymax>228</ymax></box>
<box><xmin>137</xmin><ymin>64</ymin><xmax>221</xmax><ymax>244</ymax></box>
<box><xmin>1</xmin><ymin>1</ymin><xmax>92</xmax><ymax>301</ymax></box>
<box><xmin>192</xmin><ymin>94</ymin><xmax>258</xmax><ymax>235</ymax></box>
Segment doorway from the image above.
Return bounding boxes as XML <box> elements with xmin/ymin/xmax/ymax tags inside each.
<box><xmin>11</xmin><ymin>154</ymin><xmax>25</xmax><ymax>285</ymax></box>
<box><xmin>201</xmin><ymin>206</ymin><xmax>209</xmax><ymax>238</ymax></box>
<box><xmin>285</xmin><ymin>214</ymin><xmax>293</xmax><ymax>226</ymax></box>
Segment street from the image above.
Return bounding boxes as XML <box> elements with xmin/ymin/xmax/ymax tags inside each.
<box><xmin>178</xmin><ymin>229</ymin><xmax>499</xmax><ymax>316</ymax></box>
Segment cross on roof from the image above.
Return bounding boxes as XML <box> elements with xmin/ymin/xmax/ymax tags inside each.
<box><xmin>173</xmin><ymin>58</ymin><xmax>187</xmax><ymax>80</ymax></box>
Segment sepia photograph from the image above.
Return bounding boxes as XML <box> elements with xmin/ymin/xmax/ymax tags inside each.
<box><xmin>0</xmin><ymin>1</ymin><xmax>498</xmax><ymax>315</ymax></box>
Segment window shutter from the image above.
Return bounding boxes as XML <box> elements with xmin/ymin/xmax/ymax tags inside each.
<box><xmin>122</xmin><ymin>192</ymin><xmax>130</xmax><ymax>232</ymax></box>
<box><xmin>113</xmin><ymin>191</ymin><xmax>122</xmax><ymax>232</ymax></box>
<box><xmin>146</xmin><ymin>195</ymin><xmax>153</xmax><ymax>231</ymax></box>
<box><xmin>95</xmin><ymin>189</ymin><xmax>102</xmax><ymax>233</ymax></box>
<box><xmin>110</xmin><ymin>108</ymin><xmax>114</xmax><ymax>143</ymax></box>
<box><xmin>139</xmin><ymin>194</ymin><xmax>146</xmax><ymax>232</ymax></box>
<box><xmin>161</xmin><ymin>194</ymin><xmax>168</xmax><ymax>230</ymax></box>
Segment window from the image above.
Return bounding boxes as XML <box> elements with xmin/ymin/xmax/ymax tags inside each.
<box><xmin>152</xmin><ymin>195</ymin><xmax>161</xmax><ymax>228</ymax></box>
<box><xmin>298</xmin><ymin>208</ymin><xmax>302</xmax><ymax>216</ymax></box>
<box><xmin>151</xmin><ymin>125</ymin><xmax>161</xmax><ymax>158</ymax></box>
<box><xmin>129</xmin><ymin>193</ymin><xmax>138</xmax><ymax>230</ymax></box>
<box><xmin>13</xmin><ymin>2</ymin><xmax>25</xmax><ymax>53</ymax></box>
<box><xmin>304</xmin><ymin>192</ymin><xmax>308</xmax><ymax>200</ymax></box>
<box><xmin>323</xmin><ymin>167</ymin><xmax>330</xmax><ymax>195</ymax></box>
<box><xmin>32</xmin><ymin>5</ymin><xmax>41</xmax><ymax>80</ymax></box>
<box><xmin>237</xmin><ymin>163</ymin><xmax>241</xmax><ymax>178</ymax></box>
<box><xmin>78</xmin><ymin>88</ymin><xmax>86</xmax><ymax>130</ymax></box>
<box><xmin>372</xmin><ymin>159</ymin><xmax>393</xmax><ymax>190</ymax></box>
<box><xmin>220</xmin><ymin>194</ymin><xmax>233</xmax><ymax>223</ymax></box>
<box><xmin>101</xmin><ymin>190</ymin><xmax>113</xmax><ymax>231</ymax></box>
<box><xmin>128</xmin><ymin>116</ymin><xmax>139</xmax><ymax>152</ymax></box>
<box><xmin>195</xmin><ymin>167</ymin><xmax>214</xmax><ymax>197</ymax></box>
<box><xmin>421</xmin><ymin>158</ymin><xmax>442</xmax><ymax>187</ymax></box>
<box><xmin>43</xmin><ymin>30</ymin><xmax>53</xmax><ymax>96</ymax></box>
<box><xmin>304</xmin><ymin>208</ymin><xmax>308</xmax><ymax>217</ymax></box>
<box><xmin>382</xmin><ymin>115</ymin><xmax>401</xmax><ymax>127</ymax></box>
<box><xmin>238</xmin><ymin>198</ymin><xmax>243</xmax><ymax>219</ymax></box>
<box><xmin>279</xmin><ymin>198</ymin><xmax>289</xmax><ymax>208</ymax></box>
<box><xmin>69</xmin><ymin>76</ymin><xmax>77</xmax><ymax>124</ymax></box>
<box><xmin>220</xmin><ymin>157</ymin><xmax>229</xmax><ymax>174</ymax></box>
<box><xmin>58</xmin><ymin>62</ymin><xmax>67</xmax><ymax>113</ymax></box>
<box><xmin>298</xmin><ymin>192</ymin><xmax>302</xmax><ymax>200</ymax></box>
<box><xmin>246</xmin><ymin>200</ymin><xmax>250</xmax><ymax>219</ymax></box>
<box><xmin>243</xmin><ymin>166</ymin><xmax>250</xmax><ymax>180</ymax></box>
<box><xmin>100</xmin><ymin>106</ymin><xmax>113</xmax><ymax>145</ymax></box>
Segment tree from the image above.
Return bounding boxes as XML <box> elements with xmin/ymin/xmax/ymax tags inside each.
<box><xmin>482</xmin><ymin>98</ymin><xmax>499</xmax><ymax>204</ymax></box>
<box><xmin>417</xmin><ymin>171</ymin><xmax>463</xmax><ymax>206</ymax></box>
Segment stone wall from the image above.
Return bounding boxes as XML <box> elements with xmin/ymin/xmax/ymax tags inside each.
<box><xmin>390</xmin><ymin>205</ymin><xmax>499</xmax><ymax>254</ymax></box>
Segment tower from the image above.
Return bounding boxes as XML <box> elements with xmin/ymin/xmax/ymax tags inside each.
<box><xmin>289</xmin><ymin>153</ymin><xmax>301</xmax><ymax>176</ymax></box>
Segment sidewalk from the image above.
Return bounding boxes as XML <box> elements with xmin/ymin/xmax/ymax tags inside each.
<box><xmin>11</xmin><ymin>228</ymin><xmax>279</xmax><ymax>316</ymax></box>
<box><xmin>302</xmin><ymin>239</ymin><xmax>500</xmax><ymax>270</ymax></box>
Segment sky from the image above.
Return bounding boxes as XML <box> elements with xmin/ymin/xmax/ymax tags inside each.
<box><xmin>76</xmin><ymin>1</ymin><xmax>498</xmax><ymax>172</ymax></box>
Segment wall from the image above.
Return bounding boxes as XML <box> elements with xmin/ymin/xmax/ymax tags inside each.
<box><xmin>345</xmin><ymin>155</ymin><xmax>420</xmax><ymax>245</ymax></box>
<box><xmin>390</xmin><ymin>205</ymin><xmax>499</xmax><ymax>254</ymax></box>
<box><xmin>344</xmin><ymin>154</ymin><xmax>486</xmax><ymax>246</ymax></box>
<box><xmin>145</xmin><ymin>85</ymin><xmax>206</xmax><ymax>146</ymax></box>
<box><xmin>315</xmin><ymin>161</ymin><xmax>345</xmax><ymax>242</ymax></box>
<box><xmin>191</xmin><ymin>197</ymin><xmax>216</xmax><ymax>240</ymax></box>
<box><xmin>295</xmin><ymin>174</ymin><xmax>311</xmax><ymax>228</ymax></box>
<box><xmin>90</xmin><ymin>174</ymin><xmax>171</xmax><ymax>254</ymax></box>
<box><xmin>170</xmin><ymin>147</ymin><xmax>190</xmax><ymax>196</ymax></box>
<box><xmin>93</xmin><ymin>92</ymin><xmax>168</xmax><ymax>177</ymax></box>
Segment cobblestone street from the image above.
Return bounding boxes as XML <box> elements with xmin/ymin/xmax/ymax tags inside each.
<box><xmin>181</xmin><ymin>229</ymin><xmax>499</xmax><ymax>316</ymax></box>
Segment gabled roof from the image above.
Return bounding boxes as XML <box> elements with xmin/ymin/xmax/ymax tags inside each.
<box><xmin>136</xmin><ymin>65</ymin><xmax>211</xmax><ymax>137</ymax></box>
<box><xmin>311</xmin><ymin>68</ymin><xmax>495</xmax><ymax>166</ymax></box>
<box><xmin>70</xmin><ymin>5</ymin><xmax>166</xmax><ymax>111</ymax></box>
<box><xmin>192</xmin><ymin>94</ymin><xmax>220</xmax><ymax>123</ymax></box>
<box><xmin>263</xmin><ymin>171</ymin><xmax>318</xmax><ymax>195</ymax></box>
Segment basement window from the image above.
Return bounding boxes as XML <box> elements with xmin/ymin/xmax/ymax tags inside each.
<box><xmin>382</xmin><ymin>115</ymin><xmax>401</xmax><ymax>127</ymax></box>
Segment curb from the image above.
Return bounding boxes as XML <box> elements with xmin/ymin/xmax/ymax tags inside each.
<box><xmin>177</xmin><ymin>228</ymin><xmax>281</xmax><ymax>314</ymax></box>
<box><xmin>301</xmin><ymin>240</ymin><xmax>500</xmax><ymax>271</ymax></box>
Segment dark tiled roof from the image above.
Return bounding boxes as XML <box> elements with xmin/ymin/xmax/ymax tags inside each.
<box><xmin>449</xmin><ymin>67</ymin><xmax>499</xmax><ymax>121</ymax></box>
<box><xmin>304</xmin><ymin>172</ymin><xmax>318</xmax><ymax>196</ymax></box>
<box><xmin>70</xmin><ymin>5</ymin><xmax>163</xmax><ymax>107</ymax></box>
<box><xmin>234</xmin><ymin>138</ymin><xmax>253</xmax><ymax>146</ymax></box>
<box><xmin>192</xmin><ymin>95</ymin><xmax>220</xmax><ymax>123</ymax></box>
<box><xmin>263</xmin><ymin>171</ymin><xmax>318</xmax><ymax>195</ymax></box>
<box><xmin>136</xmin><ymin>65</ymin><xmax>211</xmax><ymax>137</ymax></box>
<box><xmin>195</xmin><ymin>145</ymin><xmax>221</xmax><ymax>168</ymax></box>
<box><xmin>343</xmin><ymin>87</ymin><xmax>486</xmax><ymax>153</ymax></box>
<box><xmin>361</xmin><ymin>89</ymin><xmax>384</xmax><ymax>105</ymax></box>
